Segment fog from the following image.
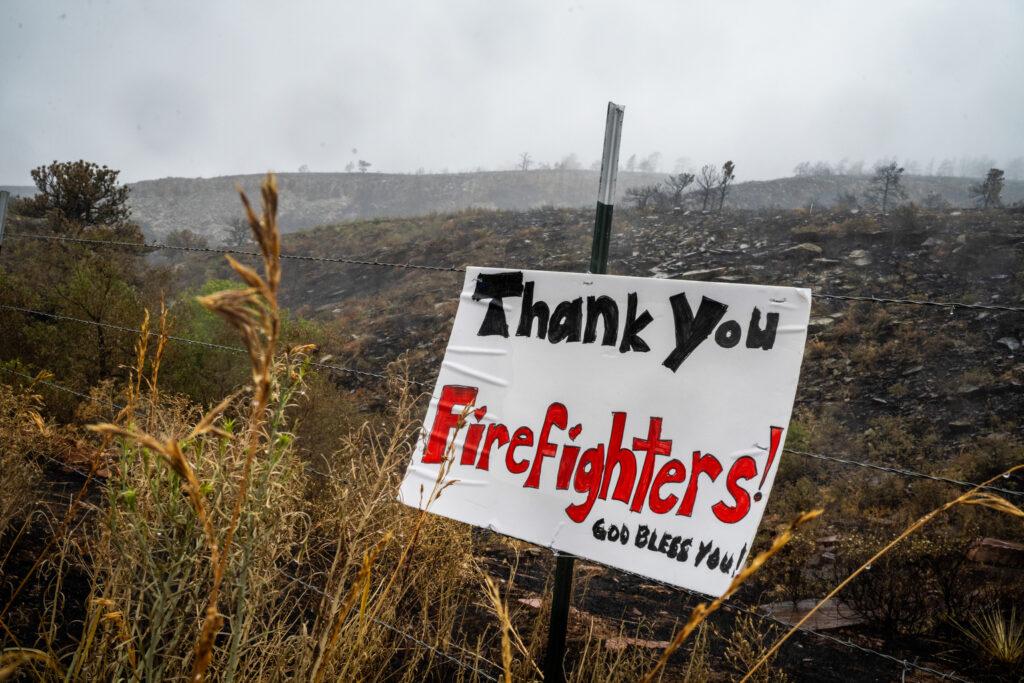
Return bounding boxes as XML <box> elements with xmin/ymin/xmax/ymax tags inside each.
<box><xmin>2</xmin><ymin>0</ymin><xmax>1022</xmax><ymax>184</ymax></box>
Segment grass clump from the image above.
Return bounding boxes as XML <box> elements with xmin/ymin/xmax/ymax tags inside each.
<box><xmin>955</xmin><ymin>605</ymin><xmax>1024</xmax><ymax>667</ymax></box>
<box><xmin>14</xmin><ymin>174</ymin><xmax>492</xmax><ymax>681</ymax></box>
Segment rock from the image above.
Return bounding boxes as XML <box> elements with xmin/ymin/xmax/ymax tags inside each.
<box><xmin>996</xmin><ymin>337</ymin><xmax>1021</xmax><ymax>352</ymax></box>
<box><xmin>675</xmin><ymin>267</ymin><xmax>727</xmax><ymax>280</ymax></box>
<box><xmin>921</xmin><ymin>237</ymin><xmax>942</xmax><ymax>247</ymax></box>
<box><xmin>847</xmin><ymin>249</ymin><xmax>872</xmax><ymax>266</ymax></box>
<box><xmin>783</xmin><ymin>243</ymin><xmax>823</xmax><ymax>258</ymax></box>
<box><xmin>967</xmin><ymin>538</ymin><xmax>1024</xmax><ymax>567</ymax></box>
<box><xmin>902</xmin><ymin>365</ymin><xmax>924</xmax><ymax>376</ymax></box>
<box><xmin>761</xmin><ymin>600</ymin><xmax>863</xmax><ymax>630</ymax></box>
<box><xmin>808</xmin><ymin>317</ymin><xmax>834</xmax><ymax>332</ymax></box>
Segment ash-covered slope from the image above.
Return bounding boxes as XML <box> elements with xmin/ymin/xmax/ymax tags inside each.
<box><xmin>127</xmin><ymin>170</ymin><xmax>665</xmax><ymax>240</ymax></box>
<box><xmin>726</xmin><ymin>174</ymin><xmax>1024</xmax><ymax>210</ymax></box>
<box><xmin>49</xmin><ymin>169</ymin><xmax>1024</xmax><ymax>241</ymax></box>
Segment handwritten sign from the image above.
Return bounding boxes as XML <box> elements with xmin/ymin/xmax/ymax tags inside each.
<box><xmin>399</xmin><ymin>267</ymin><xmax>811</xmax><ymax>595</ymax></box>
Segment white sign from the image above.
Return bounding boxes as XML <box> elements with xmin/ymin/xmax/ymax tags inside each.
<box><xmin>399</xmin><ymin>267</ymin><xmax>811</xmax><ymax>595</ymax></box>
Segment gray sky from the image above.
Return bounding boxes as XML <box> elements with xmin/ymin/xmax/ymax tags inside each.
<box><xmin>2</xmin><ymin>0</ymin><xmax>1022</xmax><ymax>184</ymax></box>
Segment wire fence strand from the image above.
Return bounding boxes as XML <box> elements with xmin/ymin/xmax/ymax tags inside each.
<box><xmin>6</xmin><ymin>231</ymin><xmax>466</xmax><ymax>273</ymax></box>
<box><xmin>0</xmin><ymin>303</ymin><xmax>433</xmax><ymax>388</ymax></box>
<box><xmin>816</xmin><ymin>291</ymin><xmax>1024</xmax><ymax>313</ymax></box>
<box><xmin>0</xmin><ymin>360</ymin><xmax>346</xmax><ymax>480</ymax></box>
<box><xmin>785</xmin><ymin>447</ymin><xmax>1022</xmax><ymax>498</ymax></box>
<box><xmin>0</xmin><ymin>365</ymin><xmax>126</xmax><ymax>411</ymax></box>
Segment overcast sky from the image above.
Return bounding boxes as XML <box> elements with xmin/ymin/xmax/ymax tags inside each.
<box><xmin>2</xmin><ymin>1</ymin><xmax>1022</xmax><ymax>184</ymax></box>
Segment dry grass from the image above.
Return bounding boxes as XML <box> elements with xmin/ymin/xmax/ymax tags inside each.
<box><xmin>0</xmin><ymin>381</ymin><xmax>46</xmax><ymax>538</ymax></box>
<box><xmin>722</xmin><ymin>616</ymin><xmax>786</xmax><ymax>683</ymax></box>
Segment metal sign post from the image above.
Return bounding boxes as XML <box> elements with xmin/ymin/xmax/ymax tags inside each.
<box><xmin>542</xmin><ymin>101</ymin><xmax>624</xmax><ymax>683</ymax></box>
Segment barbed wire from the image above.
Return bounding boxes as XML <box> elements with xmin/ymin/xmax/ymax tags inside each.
<box><xmin>7</xmin><ymin>231</ymin><xmax>1024</xmax><ymax>313</ymax></box>
<box><xmin>0</xmin><ymin>365</ymin><xmax>126</xmax><ymax>411</ymax></box>
<box><xmin>573</xmin><ymin>547</ymin><xmax>972</xmax><ymax>681</ymax></box>
<box><xmin>816</xmin><ymin>292</ymin><xmax>1024</xmax><ymax>313</ymax></box>
<box><xmin>5</xmin><ymin>231</ymin><xmax>466</xmax><ymax>273</ymax></box>
<box><xmin>785</xmin><ymin>448</ymin><xmax>1022</xmax><ymax>498</ymax></box>
<box><xmin>0</xmin><ymin>303</ymin><xmax>433</xmax><ymax>388</ymax></box>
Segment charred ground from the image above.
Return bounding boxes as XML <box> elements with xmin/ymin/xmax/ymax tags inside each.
<box><xmin>152</xmin><ymin>202</ymin><xmax>1024</xmax><ymax>678</ymax></box>
<box><xmin>3</xmin><ymin>200</ymin><xmax>1023</xmax><ymax>681</ymax></box>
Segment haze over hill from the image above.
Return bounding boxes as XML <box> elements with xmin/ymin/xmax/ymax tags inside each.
<box><xmin>124</xmin><ymin>170</ymin><xmax>1024</xmax><ymax>242</ymax></box>
<box><xmin>0</xmin><ymin>186</ymin><xmax>35</xmax><ymax>198</ymax></box>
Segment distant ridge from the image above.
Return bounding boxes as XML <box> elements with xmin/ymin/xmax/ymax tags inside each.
<box><xmin>0</xmin><ymin>186</ymin><xmax>35</xmax><ymax>198</ymax></box>
<box><xmin>11</xmin><ymin>171</ymin><xmax>1024</xmax><ymax>242</ymax></box>
<box><xmin>127</xmin><ymin>170</ymin><xmax>665</xmax><ymax>240</ymax></box>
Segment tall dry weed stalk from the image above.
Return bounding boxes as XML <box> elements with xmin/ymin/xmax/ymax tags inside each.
<box><xmin>482</xmin><ymin>574</ymin><xmax>543</xmax><ymax>681</ymax></box>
